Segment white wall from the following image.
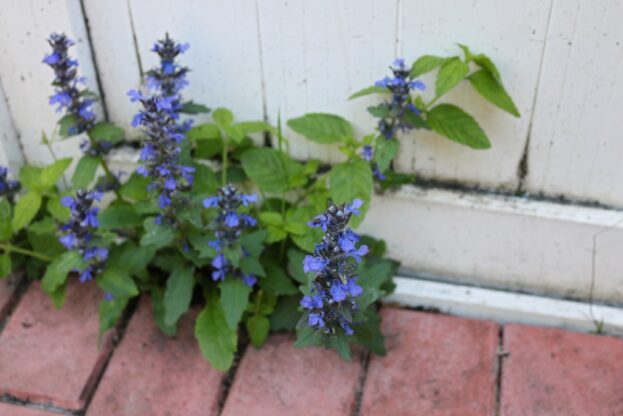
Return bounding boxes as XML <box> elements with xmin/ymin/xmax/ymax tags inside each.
<box><xmin>0</xmin><ymin>0</ymin><xmax>622</xmax><ymax>303</ymax></box>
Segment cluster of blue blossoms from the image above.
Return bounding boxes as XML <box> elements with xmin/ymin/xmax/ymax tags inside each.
<box><xmin>146</xmin><ymin>33</ymin><xmax>190</xmax><ymax>99</ymax></box>
<box><xmin>300</xmin><ymin>199</ymin><xmax>368</xmax><ymax>336</ymax></box>
<box><xmin>129</xmin><ymin>90</ymin><xmax>195</xmax><ymax>225</ymax></box>
<box><xmin>42</xmin><ymin>33</ymin><xmax>99</xmax><ymax>142</ymax></box>
<box><xmin>59</xmin><ymin>190</ymin><xmax>108</xmax><ymax>282</ymax></box>
<box><xmin>204</xmin><ymin>184</ymin><xmax>258</xmax><ymax>287</ymax></box>
<box><xmin>374</xmin><ymin>58</ymin><xmax>426</xmax><ymax>140</ymax></box>
<box><xmin>0</xmin><ymin>167</ymin><xmax>20</xmax><ymax>202</ymax></box>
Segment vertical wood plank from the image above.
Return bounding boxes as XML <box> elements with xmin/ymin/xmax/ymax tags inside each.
<box><xmin>127</xmin><ymin>0</ymin><xmax>264</xmax><ymax>126</ymax></box>
<box><xmin>526</xmin><ymin>0</ymin><xmax>623</xmax><ymax>206</ymax></box>
<box><xmin>0</xmin><ymin>82</ymin><xmax>23</xmax><ymax>170</ymax></box>
<box><xmin>0</xmin><ymin>0</ymin><xmax>103</xmax><ymax>165</ymax></box>
<box><xmin>394</xmin><ymin>0</ymin><xmax>552</xmax><ymax>189</ymax></box>
<box><xmin>82</xmin><ymin>0</ymin><xmax>142</xmax><ymax>137</ymax></box>
<box><xmin>257</xmin><ymin>0</ymin><xmax>398</xmax><ymax>162</ymax></box>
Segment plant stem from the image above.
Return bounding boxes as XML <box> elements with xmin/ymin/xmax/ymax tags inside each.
<box><xmin>86</xmin><ymin>135</ymin><xmax>124</xmax><ymax>201</ymax></box>
<box><xmin>0</xmin><ymin>244</ymin><xmax>53</xmax><ymax>262</ymax></box>
<box><xmin>254</xmin><ymin>290</ymin><xmax>263</xmax><ymax>315</ymax></box>
<box><xmin>221</xmin><ymin>133</ymin><xmax>229</xmax><ymax>186</ymax></box>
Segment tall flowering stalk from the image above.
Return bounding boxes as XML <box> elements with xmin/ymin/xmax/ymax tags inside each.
<box><xmin>203</xmin><ymin>183</ymin><xmax>258</xmax><ymax>287</ymax></box>
<box><xmin>374</xmin><ymin>58</ymin><xmax>426</xmax><ymax>140</ymax></box>
<box><xmin>43</xmin><ymin>33</ymin><xmax>97</xmax><ymax>136</ymax></box>
<box><xmin>129</xmin><ymin>90</ymin><xmax>194</xmax><ymax>225</ymax></box>
<box><xmin>300</xmin><ymin>199</ymin><xmax>368</xmax><ymax>336</ymax></box>
<box><xmin>146</xmin><ymin>33</ymin><xmax>190</xmax><ymax>100</ymax></box>
<box><xmin>59</xmin><ymin>190</ymin><xmax>108</xmax><ymax>282</ymax></box>
<box><xmin>0</xmin><ymin>167</ymin><xmax>20</xmax><ymax>202</ymax></box>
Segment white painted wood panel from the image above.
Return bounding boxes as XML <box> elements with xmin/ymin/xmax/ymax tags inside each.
<box><xmin>526</xmin><ymin>0</ymin><xmax>623</xmax><ymax>206</ymax></box>
<box><xmin>82</xmin><ymin>0</ymin><xmax>142</xmax><ymax>137</ymax></box>
<box><xmin>393</xmin><ymin>0</ymin><xmax>552</xmax><ymax>189</ymax></box>
<box><xmin>126</xmin><ymin>0</ymin><xmax>264</xmax><ymax>127</ymax></box>
<box><xmin>0</xmin><ymin>82</ymin><xmax>23</xmax><ymax>170</ymax></box>
<box><xmin>360</xmin><ymin>185</ymin><xmax>623</xmax><ymax>304</ymax></box>
<box><xmin>257</xmin><ymin>0</ymin><xmax>399</xmax><ymax>162</ymax></box>
<box><xmin>0</xmin><ymin>0</ymin><xmax>103</xmax><ymax>165</ymax></box>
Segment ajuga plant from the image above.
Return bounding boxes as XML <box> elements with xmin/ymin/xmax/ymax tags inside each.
<box><xmin>287</xmin><ymin>44</ymin><xmax>520</xmax><ymax>188</ymax></box>
<box><xmin>0</xmin><ymin>34</ymin><xmax>517</xmax><ymax>370</ymax></box>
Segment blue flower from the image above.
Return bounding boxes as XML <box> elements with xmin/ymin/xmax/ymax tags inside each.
<box><xmin>308</xmin><ymin>312</ymin><xmax>325</xmax><ymax>328</ymax></box>
<box><xmin>59</xmin><ymin>189</ymin><xmax>107</xmax><ymax>283</ymax></box>
<box><xmin>299</xmin><ymin>199</ymin><xmax>368</xmax><ymax>337</ymax></box>
<box><xmin>43</xmin><ymin>33</ymin><xmax>96</xmax><ymax>136</ymax></box>
<box><xmin>204</xmin><ymin>183</ymin><xmax>259</xmax><ymax>286</ymax></box>
<box><xmin>146</xmin><ymin>34</ymin><xmax>189</xmax><ymax>98</ymax></box>
<box><xmin>303</xmin><ymin>255</ymin><xmax>328</xmax><ymax>274</ymax></box>
<box><xmin>362</xmin><ymin>145</ymin><xmax>373</xmax><ymax>162</ymax></box>
<box><xmin>0</xmin><ymin>167</ymin><xmax>20</xmax><ymax>202</ymax></box>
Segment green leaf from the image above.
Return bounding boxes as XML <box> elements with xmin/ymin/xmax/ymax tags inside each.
<box><xmin>353</xmin><ymin>310</ymin><xmax>386</xmax><ymax>355</ymax></box>
<box><xmin>99</xmin><ymin>296</ymin><xmax>128</xmax><ymax>337</ymax></box>
<box><xmin>329</xmin><ymin>160</ymin><xmax>373</xmax><ymax>227</ymax></box>
<box><xmin>330</xmin><ymin>332</ymin><xmax>352</xmax><ymax>361</ymax></box>
<box><xmin>0</xmin><ymin>254</ymin><xmax>11</xmax><ymax>278</ymax></box>
<box><xmin>195</xmin><ymin>290</ymin><xmax>238</xmax><ymax>371</ymax></box>
<box><xmin>0</xmin><ymin>198</ymin><xmax>12</xmax><ymax>241</ymax></box>
<box><xmin>261</xmin><ymin>264</ymin><xmax>298</xmax><ymax>295</ymax></box>
<box><xmin>192</xmin><ymin>164</ymin><xmax>219</xmax><ymax>194</ymax></box>
<box><xmin>294</xmin><ymin>325</ymin><xmax>323</xmax><ymax>348</ymax></box>
<box><xmin>240</xmin><ymin>256</ymin><xmax>266</xmax><ymax>277</ymax></box>
<box><xmin>348</xmin><ymin>85</ymin><xmax>389</xmax><ymax>100</ymax></box>
<box><xmin>119</xmin><ymin>173</ymin><xmax>150</xmax><ymax>201</ymax></box>
<box><xmin>410</xmin><ymin>55</ymin><xmax>446</xmax><ymax>77</ymax></box>
<box><xmin>27</xmin><ymin>217</ymin><xmax>65</xmax><ymax>258</ymax></box>
<box><xmin>164</xmin><ymin>264</ymin><xmax>195</xmax><ymax>327</ymax></box>
<box><xmin>435</xmin><ymin>57</ymin><xmax>469</xmax><ymax>97</ymax></box>
<box><xmin>108</xmin><ymin>242</ymin><xmax>156</xmax><ymax>277</ymax></box>
<box><xmin>456</xmin><ymin>43</ymin><xmax>473</xmax><ymax>61</ymax></box>
<box><xmin>246</xmin><ymin>315</ymin><xmax>270</xmax><ymax>347</ymax></box>
<box><xmin>88</xmin><ymin>122</ymin><xmax>124</xmax><ymax>144</ymax></box>
<box><xmin>180</xmin><ymin>101</ymin><xmax>211</xmax><ymax>114</ymax></box>
<box><xmin>58</xmin><ymin>115</ymin><xmax>77</xmax><ymax>136</ymax></box>
<box><xmin>223</xmin><ymin>245</ymin><xmax>243</xmax><ymax>268</ymax></box>
<box><xmin>367</xmin><ymin>104</ymin><xmax>389</xmax><ymax>118</ymax></box>
<box><xmin>270</xmin><ymin>295</ymin><xmax>302</xmax><ymax>331</ymax></box>
<box><xmin>212</xmin><ymin>107</ymin><xmax>234</xmax><ymax>127</ymax></box>
<box><xmin>151</xmin><ymin>287</ymin><xmax>177</xmax><ymax>336</ymax></box>
<box><xmin>72</xmin><ymin>156</ymin><xmax>100</xmax><ymax>189</ymax></box>
<box><xmin>12</xmin><ymin>192</ymin><xmax>42</xmax><ymax>231</ymax></box>
<box><xmin>287</xmin><ymin>113</ymin><xmax>352</xmax><ymax>144</ymax></box>
<box><xmin>140</xmin><ymin>218</ymin><xmax>176</xmax><ymax>248</ymax></box>
<box><xmin>259</xmin><ymin>211</ymin><xmax>284</xmax><ymax>227</ymax></box>
<box><xmin>240</xmin><ymin>230</ymin><xmax>266</xmax><ymax>257</ymax></box>
<box><xmin>402</xmin><ymin>110</ymin><xmax>430</xmax><ymax>130</ymax></box>
<box><xmin>187</xmin><ymin>123</ymin><xmax>221</xmax><ymax>141</ymax></box>
<box><xmin>427</xmin><ymin>104</ymin><xmax>491</xmax><ymax>149</ymax></box>
<box><xmin>287</xmin><ymin>248</ymin><xmax>309</xmax><ymax>283</ymax></box>
<box><xmin>99</xmin><ymin>204</ymin><xmax>142</xmax><ymax>229</ymax></box>
<box><xmin>96</xmin><ymin>267</ymin><xmax>139</xmax><ymax>298</ymax></box>
<box><xmin>473</xmin><ymin>53</ymin><xmax>502</xmax><ymax>83</ymax></box>
<box><xmin>49</xmin><ymin>282</ymin><xmax>67</xmax><ymax>309</ymax></box>
<box><xmin>18</xmin><ymin>165</ymin><xmax>42</xmax><ymax>191</ymax></box>
<box><xmin>41</xmin><ymin>251</ymin><xmax>84</xmax><ymax>293</ymax></box>
<box><xmin>46</xmin><ymin>195</ymin><xmax>70</xmax><ymax>222</ymax></box>
<box><xmin>220</xmin><ymin>278</ymin><xmax>251</xmax><ymax>329</ymax></box>
<box><xmin>468</xmin><ymin>70</ymin><xmax>520</xmax><ymax>117</ymax></box>
<box><xmin>40</xmin><ymin>158</ymin><xmax>72</xmax><ymax>188</ymax></box>
<box><xmin>240</xmin><ymin>148</ymin><xmax>289</xmax><ymax>193</ymax></box>
<box><xmin>237</xmin><ymin>121</ymin><xmax>272</xmax><ymax>135</ymax></box>
<box><xmin>374</xmin><ymin>138</ymin><xmax>400</xmax><ymax>173</ymax></box>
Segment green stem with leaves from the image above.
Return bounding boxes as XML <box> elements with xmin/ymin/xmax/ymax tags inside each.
<box><xmin>0</xmin><ymin>244</ymin><xmax>52</xmax><ymax>262</ymax></box>
<box><xmin>85</xmin><ymin>134</ymin><xmax>124</xmax><ymax>201</ymax></box>
<box><xmin>221</xmin><ymin>133</ymin><xmax>229</xmax><ymax>186</ymax></box>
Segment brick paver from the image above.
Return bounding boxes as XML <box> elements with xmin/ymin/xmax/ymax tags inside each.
<box><xmin>0</xmin><ymin>273</ymin><xmax>22</xmax><ymax>322</ymax></box>
<box><xmin>0</xmin><ymin>280</ymin><xmax>115</xmax><ymax>411</ymax></box>
<box><xmin>500</xmin><ymin>324</ymin><xmax>623</xmax><ymax>416</ymax></box>
<box><xmin>221</xmin><ymin>333</ymin><xmax>363</xmax><ymax>416</ymax></box>
<box><xmin>87</xmin><ymin>297</ymin><xmax>225</xmax><ymax>416</ymax></box>
<box><xmin>361</xmin><ymin>309</ymin><xmax>499</xmax><ymax>416</ymax></box>
<box><xmin>0</xmin><ymin>402</ymin><xmax>56</xmax><ymax>415</ymax></box>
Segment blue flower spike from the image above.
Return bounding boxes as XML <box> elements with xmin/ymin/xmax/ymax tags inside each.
<box><xmin>300</xmin><ymin>199</ymin><xmax>367</xmax><ymax>337</ymax></box>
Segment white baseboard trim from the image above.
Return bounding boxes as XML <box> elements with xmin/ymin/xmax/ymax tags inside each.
<box><xmin>386</xmin><ymin>276</ymin><xmax>623</xmax><ymax>336</ymax></box>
